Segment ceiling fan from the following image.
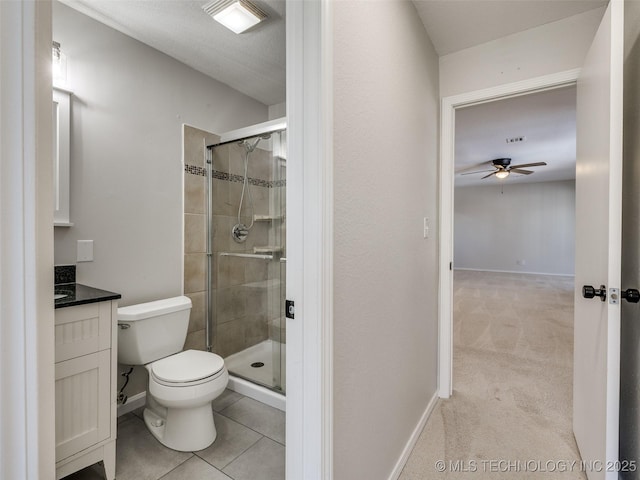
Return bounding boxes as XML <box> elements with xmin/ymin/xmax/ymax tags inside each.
<box><xmin>459</xmin><ymin>158</ymin><xmax>547</xmax><ymax>180</ymax></box>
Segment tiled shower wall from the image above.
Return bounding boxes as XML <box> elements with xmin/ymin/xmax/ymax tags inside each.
<box><xmin>183</xmin><ymin>125</ymin><xmax>285</xmax><ymax>358</ymax></box>
<box><xmin>183</xmin><ymin>125</ymin><xmax>218</xmax><ymax>351</ymax></box>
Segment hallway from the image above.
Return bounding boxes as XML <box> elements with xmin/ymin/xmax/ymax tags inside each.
<box><xmin>400</xmin><ymin>271</ymin><xmax>585</xmax><ymax>479</ymax></box>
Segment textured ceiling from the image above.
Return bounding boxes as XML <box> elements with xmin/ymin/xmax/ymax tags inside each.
<box><xmin>60</xmin><ymin>0</ymin><xmax>286</xmax><ymax>106</ymax></box>
<box><xmin>412</xmin><ymin>0</ymin><xmax>607</xmax><ymax>56</ymax></box>
<box><xmin>59</xmin><ymin>1</ymin><xmax>603</xmax><ymax>110</ymax></box>
<box><xmin>455</xmin><ymin>86</ymin><xmax>577</xmax><ymax>187</ymax></box>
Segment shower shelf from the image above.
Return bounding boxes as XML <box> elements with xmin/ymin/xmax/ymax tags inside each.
<box><xmin>253</xmin><ymin>246</ymin><xmax>283</xmax><ymax>254</ymax></box>
<box><xmin>244</xmin><ymin>278</ymin><xmax>282</xmax><ymax>289</ymax></box>
<box><xmin>253</xmin><ymin>214</ymin><xmax>283</xmax><ymax>222</ymax></box>
<box><xmin>219</xmin><ymin>252</ymin><xmax>273</xmax><ymax>260</ymax></box>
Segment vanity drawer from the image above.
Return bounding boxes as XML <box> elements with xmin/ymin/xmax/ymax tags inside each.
<box><xmin>55</xmin><ymin>302</ymin><xmax>112</xmax><ymax>362</ymax></box>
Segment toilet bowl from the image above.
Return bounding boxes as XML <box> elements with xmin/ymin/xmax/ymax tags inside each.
<box><xmin>117</xmin><ymin>297</ymin><xmax>228</xmax><ymax>451</ymax></box>
<box><xmin>143</xmin><ymin>350</ymin><xmax>229</xmax><ymax>451</ymax></box>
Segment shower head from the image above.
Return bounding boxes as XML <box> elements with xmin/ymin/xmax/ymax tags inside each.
<box><xmin>240</xmin><ymin>133</ymin><xmax>271</xmax><ymax>153</ymax></box>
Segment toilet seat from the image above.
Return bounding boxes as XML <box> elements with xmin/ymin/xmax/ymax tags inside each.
<box><xmin>150</xmin><ymin>350</ymin><xmax>225</xmax><ymax>387</ymax></box>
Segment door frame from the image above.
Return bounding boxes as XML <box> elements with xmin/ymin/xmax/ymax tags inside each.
<box><xmin>286</xmin><ymin>0</ymin><xmax>334</xmax><ymax>478</ymax></box>
<box><xmin>438</xmin><ymin>68</ymin><xmax>581</xmax><ymax>398</ymax></box>
<box><xmin>8</xmin><ymin>1</ymin><xmax>334</xmax><ymax>478</ymax></box>
<box><xmin>0</xmin><ymin>1</ymin><xmax>56</xmax><ymax>478</ymax></box>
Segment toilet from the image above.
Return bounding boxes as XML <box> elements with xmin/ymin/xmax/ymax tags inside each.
<box><xmin>117</xmin><ymin>296</ymin><xmax>228</xmax><ymax>452</ymax></box>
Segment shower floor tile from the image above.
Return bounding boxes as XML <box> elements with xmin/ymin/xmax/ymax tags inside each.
<box><xmin>63</xmin><ymin>389</ymin><xmax>284</xmax><ymax>480</ymax></box>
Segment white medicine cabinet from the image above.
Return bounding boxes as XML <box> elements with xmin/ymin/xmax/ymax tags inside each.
<box><xmin>53</xmin><ymin>87</ymin><xmax>72</xmax><ymax>226</ymax></box>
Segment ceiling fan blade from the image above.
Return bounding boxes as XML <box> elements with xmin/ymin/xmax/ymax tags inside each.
<box><xmin>460</xmin><ymin>169</ymin><xmax>495</xmax><ymax>176</ymax></box>
<box><xmin>456</xmin><ymin>160</ymin><xmax>493</xmax><ymax>174</ymax></box>
<box><xmin>481</xmin><ymin>172</ymin><xmax>496</xmax><ymax>179</ymax></box>
<box><xmin>509</xmin><ymin>162</ymin><xmax>547</xmax><ymax>169</ymax></box>
<box><xmin>510</xmin><ymin>168</ymin><xmax>533</xmax><ymax>175</ymax></box>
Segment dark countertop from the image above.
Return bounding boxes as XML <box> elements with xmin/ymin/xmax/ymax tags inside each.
<box><xmin>55</xmin><ymin>283</ymin><xmax>121</xmax><ymax>309</ymax></box>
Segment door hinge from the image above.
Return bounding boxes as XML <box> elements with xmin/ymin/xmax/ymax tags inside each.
<box><xmin>450</xmin><ymin>262</ymin><xmax>453</xmax><ymax>271</ymax></box>
<box><xmin>286</xmin><ymin>299</ymin><xmax>295</xmax><ymax>319</ymax></box>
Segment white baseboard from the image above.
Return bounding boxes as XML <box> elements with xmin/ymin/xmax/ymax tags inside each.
<box><xmin>454</xmin><ymin>267</ymin><xmax>575</xmax><ymax>277</ymax></box>
<box><xmin>387</xmin><ymin>392</ymin><xmax>439</xmax><ymax>480</ymax></box>
<box><xmin>117</xmin><ymin>392</ymin><xmax>146</xmax><ymax>417</ymax></box>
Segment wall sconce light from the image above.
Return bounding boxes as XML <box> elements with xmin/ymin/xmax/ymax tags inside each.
<box><xmin>52</xmin><ymin>41</ymin><xmax>67</xmax><ymax>87</ymax></box>
<box><xmin>202</xmin><ymin>0</ymin><xmax>267</xmax><ymax>34</ymax></box>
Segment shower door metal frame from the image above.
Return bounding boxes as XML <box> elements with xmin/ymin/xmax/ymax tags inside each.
<box><xmin>205</xmin><ymin>147</ymin><xmax>213</xmax><ymax>352</ymax></box>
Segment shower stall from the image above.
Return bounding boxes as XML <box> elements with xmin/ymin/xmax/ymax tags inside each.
<box><xmin>205</xmin><ymin>120</ymin><xmax>287</xmax><ymax>399</ymax></box>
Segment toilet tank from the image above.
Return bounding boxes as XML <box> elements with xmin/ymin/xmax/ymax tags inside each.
<box><xmin>117</xmin><ymin>296</ymin><xmax>192</xmax><ymax>365</ymax></box>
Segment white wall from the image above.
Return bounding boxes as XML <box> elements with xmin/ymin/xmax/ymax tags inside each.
<box><xmin>332</xmin><ymin>1</ymin><xmax>439</xmax><ymax>478</ymax></box>
<box><xmin>620</xmin><ymin>1</ymin><xmax>640</xmax><ymax>475</ymax></box>
<box><xmin>52</xmin><ymin>2</ymin><xmax>268</xmax><ymax>305</ymax></box>
<box><xmin>454</xmin><ymin>180</ymin><xmax>575</xmax><ymax>275</ymax></box>
<box><xmin>440</xmin><ymin>7</ymin><xmax>605</xmax><ymax>98</ymax></box>
<box><xmin>268</xmin><ymin>102</ymin><xmax>286</xmax><ymax>120</ymax></box>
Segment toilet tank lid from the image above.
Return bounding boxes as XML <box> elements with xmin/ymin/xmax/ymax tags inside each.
<box><xmin>118</xmin><ymin>296</ymin><xmax>192</xmax><ymax>321</ymax></box>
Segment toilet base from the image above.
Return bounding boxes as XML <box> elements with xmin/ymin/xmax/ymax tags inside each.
<box><xmin>143</xmin><ymin>396</ymin><xmax>217</xmax><ymax>452</ymax></box>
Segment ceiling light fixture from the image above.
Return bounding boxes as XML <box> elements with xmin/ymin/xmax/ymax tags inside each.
<box><xmin>495</xmin><ymin>170</ymin><xmax>510</xmax><ymax>179</ymax></box>
<box><xmin>202</xmin><ymin>0</ymin><xmax>267</xmax><ymax>34</ymax></box>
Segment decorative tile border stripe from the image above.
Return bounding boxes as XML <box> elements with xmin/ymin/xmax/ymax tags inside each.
<box><xmin>185</xmin><ymin>164</ymin><xmax>286</xmax><ymax>188</ymax></box>
<box><xmin>185</xmin><ymin>165</ymin><xmax>207</xmax><ymax>177</ymax></box>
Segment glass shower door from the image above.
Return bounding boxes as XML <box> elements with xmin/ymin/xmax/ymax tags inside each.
<box><xmin>209</xmin><ymin>130</ymin><xmax>286</xmax><ymax>393</ymax></box>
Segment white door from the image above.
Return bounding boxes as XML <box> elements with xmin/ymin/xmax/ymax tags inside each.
<box><xmin>573</xmin><ymin>2</ymin><xmax>624</xmax><ymax>479</ymax></box>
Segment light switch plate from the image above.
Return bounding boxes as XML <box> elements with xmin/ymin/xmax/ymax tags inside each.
<box><xmin>77</xmin><ymin>240</ymin><xmax>94</xmax><ymax>262</ymax></box>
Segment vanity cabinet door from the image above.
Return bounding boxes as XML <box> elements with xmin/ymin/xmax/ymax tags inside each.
<box><xmin>55</xmin><ymin>350</ymin><xmax>111</xmax><ymax>462</ymax></box>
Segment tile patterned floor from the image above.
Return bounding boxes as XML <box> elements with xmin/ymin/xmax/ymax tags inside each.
<box><xmin>64</xmin><ymin>389</ymin><xmax>285</xmax><ymax>480</ymax></box>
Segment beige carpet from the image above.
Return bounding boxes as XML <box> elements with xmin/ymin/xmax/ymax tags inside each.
<box><xmin>399</xmin><ymin>271</ymin><xmax>586</xmax><ymax>479</ymax></box>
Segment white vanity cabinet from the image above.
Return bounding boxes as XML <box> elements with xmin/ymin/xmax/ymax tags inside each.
<box><xmin>54</xmin><ymin>300</ymin><xmax>117</xmax><ymax>480</ymax></box>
